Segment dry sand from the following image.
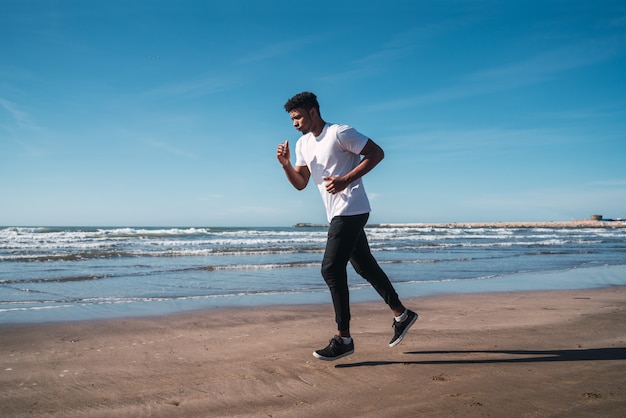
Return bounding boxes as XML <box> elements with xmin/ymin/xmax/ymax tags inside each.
<box><xmin>1</xmin><ymin>286</ymin><xmax>625</xmax><ymax>417</ymax></box>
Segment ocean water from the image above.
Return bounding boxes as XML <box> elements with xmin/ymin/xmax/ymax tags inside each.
<box><xmin>1</xmin><ymin>225</ymin><xmax>625</xmax><ymax>324</ymax></box>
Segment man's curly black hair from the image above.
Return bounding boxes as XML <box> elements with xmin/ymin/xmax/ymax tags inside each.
<box><xmin>284</xmin><ymin>91</ymin><xmax>320</xmax><ymax>113</ymax></box>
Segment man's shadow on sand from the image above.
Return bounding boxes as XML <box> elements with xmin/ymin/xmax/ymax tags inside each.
<box><xmin>335</xmin><ymin>347</ymin><xmax>626</xmax><ymax>368</ymax></box>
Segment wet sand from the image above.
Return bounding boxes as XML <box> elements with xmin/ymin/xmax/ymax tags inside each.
<box><xmin>1</xmin><ymin>286</ymin><xmax>625</xmax><ymax>417</ymax></box>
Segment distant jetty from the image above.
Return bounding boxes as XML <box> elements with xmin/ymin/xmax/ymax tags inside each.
<box><xmin>373</xmin><ymin>220</ymin><xmax>626</xmax><ymax>229</ymax></box>
<box><xmin>296</xmin><ymin>221</ymin><xmax>626</xmax><ymax>229</ymax></box>
<box><xmin>293</xmin><ymin>223</ymin><xmax>327</xmax><ymax>228</ymax></box>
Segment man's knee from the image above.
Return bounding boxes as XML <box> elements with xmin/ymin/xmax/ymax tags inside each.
<box><xmin>321</xmin><ymin>262</ymin><xmax>335</xmax><ymax>282</ymax></box>
<box><xmin>321</xmin><ymin>258</ymin><xmax>346</xmax><ymax>284</ymax></box>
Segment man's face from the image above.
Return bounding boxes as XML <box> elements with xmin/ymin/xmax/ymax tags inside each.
<box><xmin>289</xmin><ymin>108</ymin><xmax>314</xmax><ymax>134</ymax></box>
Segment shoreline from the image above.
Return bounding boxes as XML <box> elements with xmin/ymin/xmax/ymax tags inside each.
<box><xmin>3</xmin><ymin>263</ymin><xmax>626</xmax><ymax>326</ymax></box>
<box><xmin>1</xmin><ymin>286</ymin><xmax>625</xmax><ymax>417</ymax></box>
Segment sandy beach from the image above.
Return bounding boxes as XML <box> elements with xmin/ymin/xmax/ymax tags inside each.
<box><xmin>1</xmin><ymin>286</ymin><xmax>625</xmax><ymax>417</ymax></box>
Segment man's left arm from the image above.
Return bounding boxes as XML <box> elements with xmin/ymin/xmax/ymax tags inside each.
<box><xmin>323</xmin><ymin>139</ymin><xmax>384</xmax><ymax>195</ymax></box>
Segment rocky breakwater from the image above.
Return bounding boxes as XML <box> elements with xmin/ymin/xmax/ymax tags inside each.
<box><xmin>374</xmin><ymin>220</ymin><xmax>626</xmax><ymax>229</ymax></box>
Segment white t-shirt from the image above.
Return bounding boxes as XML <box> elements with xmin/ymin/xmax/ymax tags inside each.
<box><xmin>295</xmin><ymin>123</ymin><xmax>371</xmax><ymax>222</ymax></box>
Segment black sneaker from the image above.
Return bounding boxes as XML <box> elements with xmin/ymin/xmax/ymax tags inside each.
<box><xmin>313</xmin><ymin>335</ymin><xmax>354</xmax><ymax>361</ymax></box>
<box><xmin>389</xmin><ymin>310</ymin><xmax>418</xmax><ymax>347</ymax></box>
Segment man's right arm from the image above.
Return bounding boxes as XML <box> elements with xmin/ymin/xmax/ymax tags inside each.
<box><xmin>283</xmin><ymin>163</ymin><xmax>310</xmax><ymax>190</ymax></box>
<box><xmin>277</xmin><ymin>140</ymin><xmax>310</xmax><ymax>190</ymax></box>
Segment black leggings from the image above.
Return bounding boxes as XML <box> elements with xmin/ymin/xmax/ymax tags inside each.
<box><xmin>321</xmin><ymin>213</ymin><xmax>402</xmax><ymax>331</ymax></box>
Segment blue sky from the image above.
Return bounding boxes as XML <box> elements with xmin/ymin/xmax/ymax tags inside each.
<box><xmin>1</xmin><ymin>0</ymin><xmax>625</xmax><ymax>226</ymax></box>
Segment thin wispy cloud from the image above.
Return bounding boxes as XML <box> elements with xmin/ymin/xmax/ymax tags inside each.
<box><xmin>585</xmin><ymin>179</ymin><xmax>626</xmax><ymax>187</ymax></box>
<box><xmin>322</xmin><ymin>19</ymin><xmax>470</xmax><ymax>84</ymax></box>
<box><xmin>318</xmin><ymin>67</ymin><xmax>379</xmax><ymax>84</ymax></box>
<box><xmin>366</xmin><ymin>35</ymin><xmax>626</xmax><ymax>112</ymax></box>
<box><xmin>145</xmin><ymin>74</ymin><xmax>242</xmax><ymax>100</ymax></box>
<box><xmin>0</xmin><ymin>98</ymin><xmax>36</xmax><ymax>129</ymax></box>
<box><xmin>539</xmin><ymin>106</ymin><xmax>626</xmax><ymax>121</ymax></box>
<box><xmin>143</xmin><ymin>139</ymin><xmax>198</xmax><ymax>160</ymax></box>
<box><xmin>226</xmin><ymin>205</ymin><xmax>282</xmax><ymax>216</ymax></box>
<box><xmin>236</xmin><ymin>36</ymin><xmax>319</xmax><ymax>64</ymax></box>
<box><xmin>470</xmin><ymin>36</ymin><xmax>625</xmax><ymax>85</ymax></box>
<box><xmin>200</xmin><ymin>194</ymin><xmax>224</xmax><ymax>201</ymax></box>
<box><xmin>397</xmin><ymin>126</ymin><xmax>573</xmax><ymax>154</ymax></box>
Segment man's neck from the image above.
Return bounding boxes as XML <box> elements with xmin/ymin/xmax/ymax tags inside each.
<box><xmin>311</xmin><ymin>119</ymin><xmax>326</xmax><ymax>136</ymax></box>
